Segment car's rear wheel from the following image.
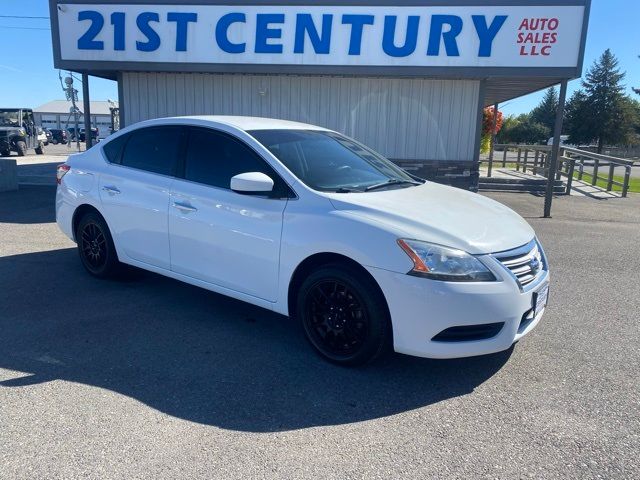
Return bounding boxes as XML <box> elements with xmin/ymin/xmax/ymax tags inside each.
<box><xmin>76</xmin><ymin>212</ymin><xmax>121</xmax><ymax>278</ymax></box>
<box><xmin>52</xmin><ymin>138</ymin><xmax>59</xmax><ymax>145</ymax></box>
<box><xmin>297</xmin><ymin>264</ymin><xmax>391</xmax><ymax>366</ymax></box>
<box><xmin>35</xmin><ymin>144</ymin><xmax>44</xmax><ymax>155</ymax></box>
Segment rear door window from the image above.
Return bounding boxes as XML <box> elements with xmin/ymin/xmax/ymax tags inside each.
<box><xmin>120</xmin><ymin>126</ymin><xmax>183</xmax><ymax>176</ymax></box>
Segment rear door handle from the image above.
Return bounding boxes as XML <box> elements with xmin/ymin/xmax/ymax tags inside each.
<box><xmin>102</xmin><ymin>186</ymin><xmax>121</xmax><ymax>195</ymax></box>
<box><xmin>172</xmin><ymin>202</ymin><xmax>198</xmax><ymax>213</ymax></box>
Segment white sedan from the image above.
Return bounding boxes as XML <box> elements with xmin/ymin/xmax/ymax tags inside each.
<box><xmin>56</xmin><ymin>116</ymin><xmax>549</xmax><ymax>366</ymax></box>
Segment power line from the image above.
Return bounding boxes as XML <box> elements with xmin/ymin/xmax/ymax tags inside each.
<box><xmin>0</xmin><ymin>15</ymin><xmax>50</xmax><ymax>19</ymax></box>
<box><xmin>0</xmin><ymin>25</ymin><xmax>50</xmax><ymax>30</ymax></box>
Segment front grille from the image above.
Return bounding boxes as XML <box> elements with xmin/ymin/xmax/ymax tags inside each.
<box><xmin>495</xmin><ymin>241</ymin><xmax>545</xmax><ymax>288</ymax></box>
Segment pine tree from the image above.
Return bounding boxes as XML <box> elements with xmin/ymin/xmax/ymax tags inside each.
<box><xmin>633</xmin><ymin>55</ymin><xmax>639</xmax><ymax>95</ymax></box>
<box><xmin>565</xmin><ymin>90</ymin><xmax>591</xmax><ymax>145</ymax></box>
<box><xmin>530</xmin><ymin>87</ymin><xmax>558</xmax><ymax>133</ymax></box>
<box><xmin>579</xmin><ymin>49</ymin><xmax>631</xmax><ymax>152</ymax></box>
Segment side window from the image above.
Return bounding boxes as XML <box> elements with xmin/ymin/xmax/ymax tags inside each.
<box><xmin>184</xmin><ymin>127</ymin><xmax>288</xmax><ymax>196</ymax></box>
<box><xmin>102</xmin><ymin>133</ymin><xmax>129</xmax><ymax>164</ymax></box>
<box><xmin>121</xmin><ymin>126</ymin><xmax>182</xmax><ymax>176</ymax></box>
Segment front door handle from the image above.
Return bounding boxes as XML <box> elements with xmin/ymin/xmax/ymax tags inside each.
<box><xmin>102</xmin><ymin>186</ymin><xmax>121</xmax><ymax>195</ymax></box>
<box><xmin>172</xmin><ymin>202</ymin><xmax>198</xmax><ymax>213</ymax></box>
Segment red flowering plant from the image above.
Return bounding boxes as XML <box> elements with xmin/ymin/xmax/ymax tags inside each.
<box><xmin>481</xmin><ymin>106</ymin><xmax>503</xmax><ymax>153</ymax></box>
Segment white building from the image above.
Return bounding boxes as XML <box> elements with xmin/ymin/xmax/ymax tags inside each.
<box><xmin>34</xmin><ymin>100</ymin><xmax>117</xmax><ymax>139</ymax></box>
<box><xmin>49</xmin><ymin>0</ymin><xmax>590</xmax><ymax>190</ymax></box>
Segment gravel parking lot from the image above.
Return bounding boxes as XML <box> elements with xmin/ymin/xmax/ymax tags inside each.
<box><xmin>1</xmin><ymin>187</ymin><xmax>638</xmax><ymax>479</ymax></box>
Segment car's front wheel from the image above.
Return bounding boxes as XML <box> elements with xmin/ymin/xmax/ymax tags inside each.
<box><xmin>297</xmin><ymin>264</ymin><xmax>391</xmax><ymax>366</ymax></box>
<box><xmin>76</xmin><ymin>212</ymin><xmax>122</xmax><ymax>278</ymax></box>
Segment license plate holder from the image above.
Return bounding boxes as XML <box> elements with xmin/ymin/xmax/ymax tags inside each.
<box><xmin>532</xmin><ymin>284</ymin><xmax>549</xmax><ymax>317</ymax></box>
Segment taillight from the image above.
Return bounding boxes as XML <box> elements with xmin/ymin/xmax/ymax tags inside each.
<box><xmin>56</xmin><ymin>164</ymin><xmax>70</xmax><ymax>184</ymax></box>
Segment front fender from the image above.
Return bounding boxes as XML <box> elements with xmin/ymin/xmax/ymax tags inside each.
<box><xmin>275</xmin><ymin>201</ymin><xmax>413</xmax><ymax>315</ymax></box>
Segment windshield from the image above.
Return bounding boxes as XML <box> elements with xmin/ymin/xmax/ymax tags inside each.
<box><xmin>249</xmin><ymin>129</ymin><xmax>422</xmax><ymax>192</ymax></box>
<box><xmin>0</xmin><ymin>110</ymin><xmax>20</xmax><ymax>127</ymax></box>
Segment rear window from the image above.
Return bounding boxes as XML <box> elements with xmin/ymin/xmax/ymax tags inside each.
<box><xmin>120</xmin><ymin>126</ymin><xmax>182</xmax><ymax>176</ymax></box>
<box><xmin>102</xmin><ymin>133</ymin><xmax>129</xmax><ymax>164</ymax></box>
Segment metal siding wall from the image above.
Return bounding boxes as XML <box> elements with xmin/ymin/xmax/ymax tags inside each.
<box><xmin>123</xmin><ymin>72</ymin><xmax>479</xmax><ymax>162</ymax></box>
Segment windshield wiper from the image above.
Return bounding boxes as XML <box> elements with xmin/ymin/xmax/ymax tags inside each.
<box><xmin>364</xmin><ymin>179</ymin><xmax>421</xmax><ymax>192</ymax></box>
<box><xmin>332</xmin><ymin>187</ymin><xmax>359</xmax><ymax>193</ymax></box>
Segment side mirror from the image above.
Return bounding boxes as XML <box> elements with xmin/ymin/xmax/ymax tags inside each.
<box><xmin>230</xmin><ymin>172</ymin><xmax>274</xmax><ymax>194</ymax></box>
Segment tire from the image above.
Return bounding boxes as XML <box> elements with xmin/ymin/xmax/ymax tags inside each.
<box><xmin>296</xmin><ymin>263</ymin><xmax>391</xmax><ymax>366</ymax></box>
<box><xmin>52</xmin><ymin>139</ymin><xmax>59</xmax><ymax>145</ymax></box>
<box><xmin>75</xmin><ymin>212</ymin><xmax>122</xmax><ymax>279</ymax></box>
<box><xmin>1</xmin><ymin>150</ymin><xmax>10</xmax><ymax>157</ymax></box>
<box><xmin>15</xmin><ymin>141</ymin><xmax>26</xmax><ymax>156</ymax></box>
<box><xmin>35</xmin><ymin>144</ymin><xmax>44</xmax><ymax>155</ymax></box>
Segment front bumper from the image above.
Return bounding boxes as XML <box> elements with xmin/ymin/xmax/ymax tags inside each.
<box><xmin>367</xmin><ymin>257</ymin><xmax>549</xmax><ymax>359</ymax></box>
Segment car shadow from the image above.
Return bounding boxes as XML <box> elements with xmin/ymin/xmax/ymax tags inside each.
<box><xmin>0</xmin><ymin>186</ymin><xmax>56</xmax><ymax>224</ymax></box>
<box><xmin>0</xmin><ymin>247</ymin><xmax>513</xmax><ymax>432</ymax></box>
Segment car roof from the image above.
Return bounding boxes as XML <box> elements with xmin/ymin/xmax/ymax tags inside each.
<box><xmin>160</xmin><ymin>115</ymin><xmax>329</xmax><ymax>132</ymax></box>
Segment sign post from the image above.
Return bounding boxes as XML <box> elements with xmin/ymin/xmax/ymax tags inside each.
<box><xmin>544</xmin><ymin>79</ymin><xmax>568</xmax><ymax>218</ymax></box>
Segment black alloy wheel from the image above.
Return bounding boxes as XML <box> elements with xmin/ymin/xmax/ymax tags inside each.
<box><xmin>298</xmin><ymin>264</ymin><xmax>390</xmax><ymax>366</ymax></box>
<box><xmin>81</xmin><ymin>222</ymin><xmax>107</xmax><ymax>270</ymax></box>
<box><xmin>305</xmin><ymin>280</ymin><xmax>368</xmax><ymax>357</ymax></box>
<box><xmin>76</xmin><ymin>212</ymin><xmax>121</xmax><ymax>278</ymax></box>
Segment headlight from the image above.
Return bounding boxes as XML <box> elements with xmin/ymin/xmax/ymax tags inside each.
<box><xmin>397</xmin><ymin>239</ymin><xmax>496</xmax><ymax>282</ymax></box>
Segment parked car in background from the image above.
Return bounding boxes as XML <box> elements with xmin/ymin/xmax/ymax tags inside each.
<box><xmin>67</xmin><ymin>127</ymin><xmax>80</xmax><ymax>142</ymax></box>
<box><xmin>68</xmin><ymin>127</ymin><xmax>99</xmax><ymax>142</ymax></box>
<box><xmin>43</xmin><ymin>128</ymin><xmax>53</xmax><ymax>145</ymax></box>
<box><xmin>56</xmin><ymin>116</ymin><xmax>549</xmax><ymax>366</ymax></box>
<box><xmin>547</xmin><ymin>135</ymin><xmax>574</xmax><ymax>147</ymax></box>
<box><xmin>48</xmin><ymin>128</ymin><xmax>68</xmax><ymax>145</ymax></box>
<box><xmin>37</xmin><ymin>127</ymin><xmax>49</xmax><ymax>145</ymax></box>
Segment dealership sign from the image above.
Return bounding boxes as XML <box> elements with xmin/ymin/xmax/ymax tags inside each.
<box><xmin>52</xmin><ymin>3</ymin><xmax>587</xmax><ymax>72</ymax></box>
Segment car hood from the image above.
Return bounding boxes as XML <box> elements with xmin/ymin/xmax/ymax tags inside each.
<box><xmin>325</xmin><ymin>182</ymin><xmax>535</xmax><ymax>254</ymax></box>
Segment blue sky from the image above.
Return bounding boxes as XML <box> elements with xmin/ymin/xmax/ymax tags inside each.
<box><xmin>0</xmin><ymin>0</ymin><xmax>637</xmax><ymax>115</ymax></box>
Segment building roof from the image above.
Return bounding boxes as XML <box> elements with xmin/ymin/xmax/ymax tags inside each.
<box><xmin>34</xmin><ymin>100</ymin><xmax>117</xmax><ymax>116</ymax></box>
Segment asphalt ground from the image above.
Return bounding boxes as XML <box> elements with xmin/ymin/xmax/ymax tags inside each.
<box><xmin>0</xmin><ymin>186</ymin><xmax>638</xmax><ymax>479</ymax></box>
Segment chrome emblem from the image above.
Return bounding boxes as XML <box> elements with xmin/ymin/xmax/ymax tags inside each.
<box><xmin>530</xmin><ymin>256</ymin><xmax>541</xmax><ymax>274</ymax></box>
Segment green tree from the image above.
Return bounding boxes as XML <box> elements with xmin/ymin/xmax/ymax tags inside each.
<box><xmin>496</xmin><ymin>113</ymin><xmax>549</xmax><ymax>145</ymax></box>
<box><xmin>633</xmin><ymin>55</ymin><xmax>639</xmax><ymax>95</ymax></box>
<box><xmin>496</xmin><ymin>114</ymin><xmax>521</xmax><ymax>143</ymax></box>
<box><xmin>564</xmin><ymin>90</ymin><xmax>592</xmax><ymax>145</ymax></box>
<box><xmin>530</xmin><ymin>87</ymin><xmax>558</xmax><ymax>133</ymax></box>
<box><xmin>571</xmin><ymin>49</ymin><xmax>633</xmax><ymax>152</ymax></box>
<box><xmin>621</xmin><ymin>96</ymin><xmax>640</xmax><ymax>140</ymax></box>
